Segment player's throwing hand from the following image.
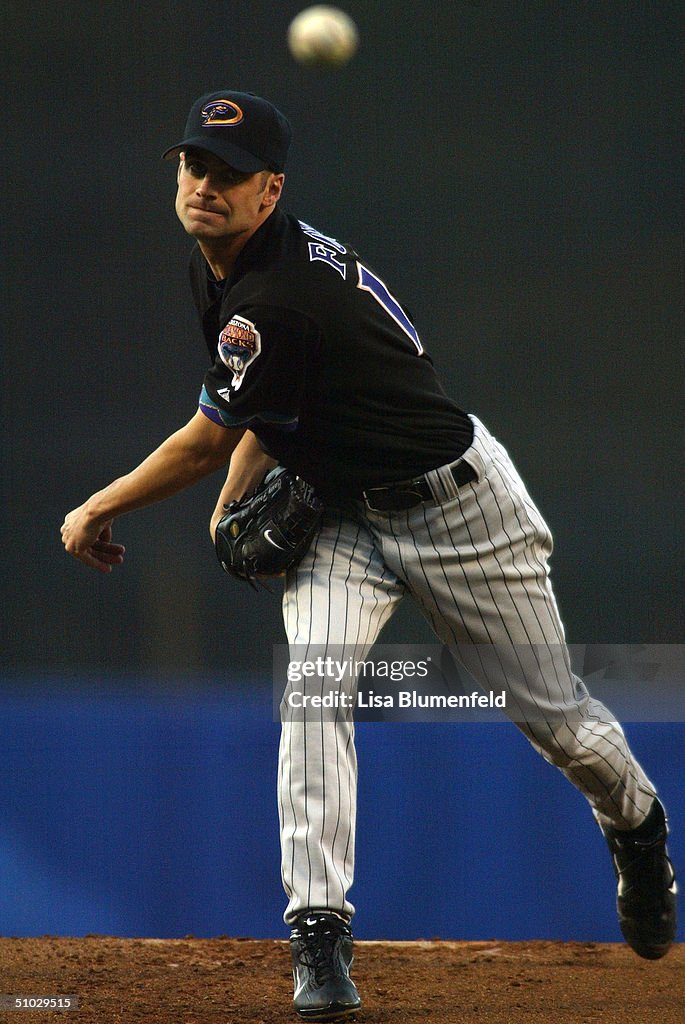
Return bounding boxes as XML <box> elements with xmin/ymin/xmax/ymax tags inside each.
<box><xmin>61</xmin><ymin>511</ymin><xmax>125</xmax><ymax>573</ymax></box>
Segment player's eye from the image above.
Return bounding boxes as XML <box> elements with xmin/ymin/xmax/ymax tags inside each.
<box><xmin>185</xmin><ymin>160</ymin><xmax>208</xmax><ymax>179</ymax></box>
<box><xmin>217</xmin><ymin>168</ymin><xmax>252</xmax><ymax>187</ymax></box>
<box><xmin>184</xmin><ymin>159</ymin><xmax>251</xmax><ymax>188</ymax></box>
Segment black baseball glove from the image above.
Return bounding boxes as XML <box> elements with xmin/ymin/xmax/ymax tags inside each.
<box><xmin>215</xmin><ymin>467</ymin><xmax>323</xmax><ymax>583</ymax></box>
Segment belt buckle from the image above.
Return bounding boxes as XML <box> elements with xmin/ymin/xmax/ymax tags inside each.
<box><xmin>363</xmin><ymin>483</ymin><xmax>425</xmax><ymax>513</ymax></box>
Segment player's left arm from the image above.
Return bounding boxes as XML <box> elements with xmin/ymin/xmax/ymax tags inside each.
<box><xmin>209</xmin><ymin>430</ymin><xmax>278</xmax><ymax>541</ymax></box>
<box><xmin>201</xmin><ymin>305</ymin><xmax>316</xmax><ymax>541</ymax></box>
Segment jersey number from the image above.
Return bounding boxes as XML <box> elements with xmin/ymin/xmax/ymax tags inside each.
<box><xmin>356</xmin><ymin>263</ymin><xmax>423</xmax><ymax>355</ymax></box>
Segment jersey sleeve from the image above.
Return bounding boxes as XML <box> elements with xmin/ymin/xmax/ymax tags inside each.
<box><xmin>199</xmin><ymin>306</ymin><xmax>316</xmax><ymax>429</ymax></box>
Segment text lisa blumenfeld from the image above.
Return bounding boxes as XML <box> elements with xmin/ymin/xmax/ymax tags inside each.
<box><xmin>286</xmin><ymin>690</ymin><xmax>507</xmax><ymax>710</ymax></box>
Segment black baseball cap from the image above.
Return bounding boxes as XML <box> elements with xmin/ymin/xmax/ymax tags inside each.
<box><xmin>162</xmin><ymin>90</ymin><xmax>292</xmax><ymax>173</ymax></box>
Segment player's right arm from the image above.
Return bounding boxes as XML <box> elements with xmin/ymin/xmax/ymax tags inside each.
<box><xmin>61</xmin><ymin>409</ymin><xmax>243</xmax><ymax>573</ymax></box>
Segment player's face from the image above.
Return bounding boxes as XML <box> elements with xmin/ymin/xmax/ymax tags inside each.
<box><xmin>175</xmin><ymin>149</ymin><xmax>283</xmax><ymax>245</ymax></box>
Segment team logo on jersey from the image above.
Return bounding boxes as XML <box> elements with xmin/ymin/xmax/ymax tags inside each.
<box><xmin>201</xmin><ymin>99</ymin><xmax>244</xmax><ymax>127</ymax></box>
<box><xmin>218</xmin><ymin>316</ymin><xmax>261</xmax><ymax>391</ymax></box>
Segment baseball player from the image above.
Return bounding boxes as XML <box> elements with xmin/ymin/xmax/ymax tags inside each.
<box><xmin>61</xmin><ymin>90</ymin><xmax>676</xmax><ymax>1021</ymax></box>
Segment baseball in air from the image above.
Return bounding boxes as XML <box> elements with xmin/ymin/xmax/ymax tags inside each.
<box><xmin>288</xmin><ymin>6</ymin><xmax>359</xmax><ymax>68</ymax></box>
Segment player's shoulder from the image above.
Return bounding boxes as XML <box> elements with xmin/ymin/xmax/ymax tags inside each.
<box><xmin>292</xmin><ymin>216</ymin><xmax>358</xmax><ymax>264</ymax></box>
<box><xmin>250</xmin><ymin>212</ymin><xmax>354</xmax><ymax>305</ymax></box>
<box><xmin>280</xmin><ymin>214</ymin><xmax>367</xmax><ymax>296</ymax></box>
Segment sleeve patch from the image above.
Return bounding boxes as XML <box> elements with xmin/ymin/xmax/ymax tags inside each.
<box><xmin>218</xmin><ymin>315</ymin><xmax>261</xmax><ymax>392</ymax></box>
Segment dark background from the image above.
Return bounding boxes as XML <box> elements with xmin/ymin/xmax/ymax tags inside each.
<box><xmin>2</xmin><ymin>1</ymin><xmax>682</xmax><ymax>680</ymax></box>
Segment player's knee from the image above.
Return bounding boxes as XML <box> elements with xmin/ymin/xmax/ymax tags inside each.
<box><xmin>525</xmin><ymin>717</ymin><xmax>625</xmax><ymax>772</ymax></box>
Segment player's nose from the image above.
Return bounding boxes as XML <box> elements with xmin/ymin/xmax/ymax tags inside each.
<box><xmin>195</xmin><ymin>173</ymin><xmax>219</xmax><ymax>197</ymax></box>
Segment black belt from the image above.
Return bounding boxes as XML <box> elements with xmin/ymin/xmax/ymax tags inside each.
<box><xmin>362</xmin><ymin>460</ymin><xmax>477</xmax><ymax>512</ymax></box>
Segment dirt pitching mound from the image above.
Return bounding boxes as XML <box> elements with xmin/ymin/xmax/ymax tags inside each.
<box><xmin>0</xmin><ymin>937</ymin><xmax>682</xmax><ymax>1023</ymax></box>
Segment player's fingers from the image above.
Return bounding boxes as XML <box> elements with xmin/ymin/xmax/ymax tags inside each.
<box><xmin>92</xmin><ymin>540</ymin><xmax>126</xmax><ymax>559</ymax></box>
<box><xmin>88</xmin><ymin>540</ymin><xmax>125</xmax><ymax>566</ymax></box>
<box><xmin>63</xmin><ymin>540</ymin><xmax>124</xmax><ymax>572</ymax></box>
<box><xmin>73</xmin><ymin>550</ymin><xmax>118</xmax><ymax>574</ymax></box>
<box><xmin>91</xmin><ymin>550</ymin><xmax>125</xmax><ymax>566</ymax></box>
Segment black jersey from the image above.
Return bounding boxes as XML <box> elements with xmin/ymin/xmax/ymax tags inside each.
<box><xmin>192</xmin><ymin>206</ymin><xmax>472</xmax><ymax>500</ymax></box>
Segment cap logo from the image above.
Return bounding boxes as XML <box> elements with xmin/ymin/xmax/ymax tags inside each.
<box><xmin>201</xmin><ymin>99</ymin><xmax>244</xmax><ymax>127</ymax></box>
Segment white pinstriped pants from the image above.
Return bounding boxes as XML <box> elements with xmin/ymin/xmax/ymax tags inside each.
<box><xmin>278</xmin><ymin>416</ymin><xmax>656</xmax><ymax>924</ymax></box>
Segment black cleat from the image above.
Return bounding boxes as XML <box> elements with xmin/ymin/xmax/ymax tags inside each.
<box><xmin>290</xmin><ymin>912</ymin><xmax>361</xmax><ymax>1020</ymax></box>
<box><xmin>603</xmin><ymin>798</ymin><xmax>677</xmax><ymax>959</ymax></box>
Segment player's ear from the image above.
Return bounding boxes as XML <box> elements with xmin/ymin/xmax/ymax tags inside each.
<box><xmin>263</xmin><ymin>172</ymin><xmax>284</xmax><ymax>207</ymax></box>
<box><xmin>177</xmin><ymin>153</ymin><xmax>185</xmax><ymax>185</ymax></box>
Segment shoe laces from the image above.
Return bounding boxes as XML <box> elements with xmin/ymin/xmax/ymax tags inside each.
<box><xmin>295</xmin><ymin>917</ymin><xmax>348</xmax><ymax>986</ymax></box>
<box><xmin>611</xmin><ymin>827</ymin><xmax>674</xmax><ymax>893</ymax></box>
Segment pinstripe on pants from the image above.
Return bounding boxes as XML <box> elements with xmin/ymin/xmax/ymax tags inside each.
<box><xmin>279</xmin><ymin>416</ymin><xmax>656</xmax><ymax>924</ymax></box>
